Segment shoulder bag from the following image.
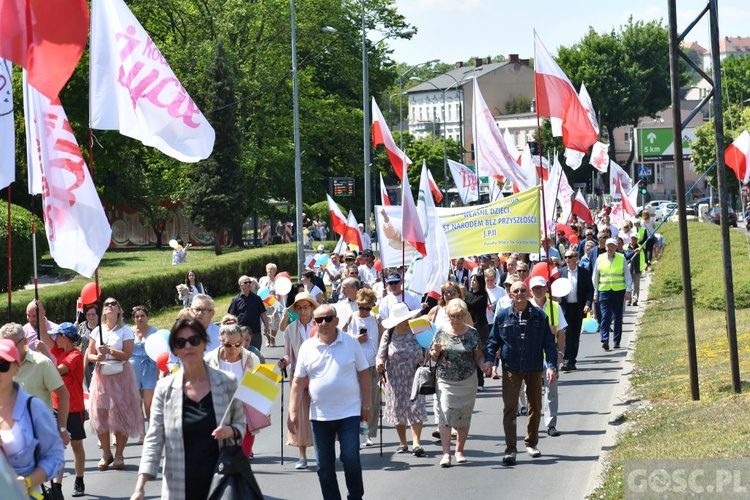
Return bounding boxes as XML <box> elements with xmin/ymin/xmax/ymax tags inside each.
<box><xmin>410</xmin><ymin>350</ymin><xmax>437</xmax><ymax>401</ymax></box>
<box><xmin>206</xmin><ymin>437</ymin><xmax>264</xmax><ymax>500</ymax></box>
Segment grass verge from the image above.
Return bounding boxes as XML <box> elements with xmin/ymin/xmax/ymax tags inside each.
<box><xmin>589</xmin><ymin>222</ymin><xmax>750</xmax><ymax>499</ymax></box>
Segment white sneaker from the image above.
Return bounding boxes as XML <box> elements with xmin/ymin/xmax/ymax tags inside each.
<box><xmin>526</xmin><ymin>446</ymin><xmax>542</xmax><ymax>458</ymax></box>
<box><xmin>365</xmin><ymin>438</ymin><xmax>373</xmax><ymax>447</ymax></box>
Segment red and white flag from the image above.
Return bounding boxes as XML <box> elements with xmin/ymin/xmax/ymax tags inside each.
<box><xmin>0</xmin><ymin>0</ymin><xmax>88</xmax><ymax>100</ymax></box>
<box><xmin>571</xmin><ymin>189</ymin><xmax>594</xmax><ymax>224</ymax></box>
<box><xmin>379</xmin><ymin>172</ymin><xmax>391</xmax><ymax>206</ymax></box>
<box><xmin>326</xmin><ymin>194</ymin><xmax>348</xmax><ymax>235</ymax></box>
<box><xmin>90</xmin><ymin>0</ymin><xmax>215</xmax><ymax>162</ymax></box>
<box><xmin>23</xmin><ymin>76</ymin><xmax>112</xmax><ymax>278</ymax></box>
<box><xmin>609</xmin><ymin>161</ymin><xmax>633</xmax><ymax>199</ymax></box>
<box><xmin>345</xmin><ymin>211</ymin><xmax>363</xmax><ymax>252</ymax></box>
<box><xmin>448</xmin><ymin>159</ymin><xmax>478</xmax><ymax>204</ymax></box>
<box><xmin>589</xmin><ymin>141</ymin><xmax>610</xmax><ymax>173</ymax></box>
<box><xmin>617</xmin><ymin>182</ymin><xmax>638</xmax><ymax>218</ymax></box>
<box><xmin>0</xmin><ymin>58</ymin><xmax>13</xmax><ymax>189</ymax></box>
<box><xmin>401</xmin><ymin>171</ymin><xmax>426</xmax><ymax>256</ymax></box>
<box><xmin>725</xmin><ymin>130</ymin><xmax>750</xmax><ymax>184</ymax></box>
<box><xmin>425</xmin><ymin>168</ymin><xmax>443</xmax><ymax>203</ymax></box>
<box><xmin>473</xmin><ymin>78</ymin><xmax>533</xmax><ymax>191</ymax></box>
<box><xmin>534</xmin><ymin>32</ymin><xmax>598</xmax><ymax>157</ymax></box>
<box><xmin>555</xmin><ymin>156</ymin><xmax>574</xmax><ymax>221</ymax></box>
<box><xmin>372</xmin><ymin>97</ymin><xmax>411</xmax><ymax>180</ymax></box>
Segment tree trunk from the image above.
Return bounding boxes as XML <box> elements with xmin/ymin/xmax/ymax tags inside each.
<box><xmin>213</xmin><ymin>229</ymin><xmax>222</xmax><ymax>256</ymax></box>
<box><xmin>152</xmin><ymin>227</ymin><xmax>164</xmax><ymax>249</ymax></box>
<box><xmin>230</xmin><ymin>224</ymin><xmax>243</xmax><ymax>247</ymax></box>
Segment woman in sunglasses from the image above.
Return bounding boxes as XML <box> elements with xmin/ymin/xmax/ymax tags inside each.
<box><xmin>427</xmin><ymin>282</ymin><xmax>472</xmax><ymax>329</ymax></box>
<box><xmin>205</xmin><ymin>323</ymin><xmax>262</xmax><ymax>459</ymax></box>
<box><xmin>0</xmin><ymin>338</ymin><xmax>65</xmax><ymax>498</ymax></box>
<box><xmin>87</xmin><ymin>297</ymin><xmax>143</xmax><ymax>472</ymax></box>
<box><xmin>131</xmin><ymin>318</ymin><xmax>245</xmax><ymax>500</ymax></box>
<box><xmin>343</xmin><ymin>288</ymin><xmax>383</xmax><ymax>447</ymax></box>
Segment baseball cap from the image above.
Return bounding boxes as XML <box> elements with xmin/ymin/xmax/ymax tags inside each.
<box><xmin>345</xmin><ymin>251</ymin><xmax>357</xmax><ymax>260</ymax></box>
<box><xmin>529</xmin><ymin>276</ymin><xmax>547</xmax><ymax>289</ymax></box>
<box><xmin>480</xmin><ymin>254</ymin><xmax>491</xmax><ymax>260</ymax></box>
<box><xmin>361</xmin><ymin>249</ymin><xmax>374</xmax><ymax>257</ymax></box>
<box><xmin>605</xmin><ymin>238</ymin><xmax>618</xmax><ymax>246</ymax></box>
<box><xmin>0</xmin><ymin>338</ymin><xmax>21</xmax><ymax>363</ymax></box>
<box><xmin>317</xmin><ymin>244</ymin><xmax>325</xmax><ymax>252</ymax></box>
<box><xmin>385</xmin><ymin>272</ymin><xmax>402</xmax><ymax>284</ymax></box>
<box><xmin>51</xmin><ymin>322</ymin><xmax>79</xmax><ymax>340</ymax></box>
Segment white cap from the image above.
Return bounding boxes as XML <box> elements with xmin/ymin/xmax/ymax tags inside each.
<box><xmin>529</xmin><ymin>276</ymin><xmax>547</xmax><ymax>289</ymax></box>
<box><xmin>605</xmin><ymin>238</ymin><xmax>618</xmax><ymax>246</ymax></box>
<box><xmin>317</xmin><ymin>244</ymin><xmax>325</xmax><ymax>251</ymax></box>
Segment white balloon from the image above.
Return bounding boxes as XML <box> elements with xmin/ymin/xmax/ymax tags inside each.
<box><xmin>275</xmin><ymin>276</ymin><xmax>292</xmax><ymax>296</ymax></box>
<box><xmin>168</xmin><ymin>239</ymin><xmax>179</xmax><ymax>249</ymax></box>
<box><xmin>550</xmin><ymin>277</ymin><xmax>572</xmax><ymax>298</ymax></box>
<box><xmin>145</xmin><ymin>329</ymin><xmax>171</xmax><ymax>361</ymax></box>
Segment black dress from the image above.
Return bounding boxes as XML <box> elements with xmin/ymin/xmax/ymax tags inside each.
<box><xmin>183</xmin><ymin>392</ymin><xmax>220</xmax><ymax>500</ymax></box>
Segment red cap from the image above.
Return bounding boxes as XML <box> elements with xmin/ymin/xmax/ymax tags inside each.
<box><xmin>0</xmin><ymin>338</ymin><xmax>21</xmax><ymax>364</ymax></box>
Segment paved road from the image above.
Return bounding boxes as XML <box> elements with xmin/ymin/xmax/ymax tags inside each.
<box><xmin>57</xmin><ymin>276</ymin><xmax>649</xmax><ymax>500</ymax></box>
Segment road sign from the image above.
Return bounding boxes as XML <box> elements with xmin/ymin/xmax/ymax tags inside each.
<box><xmin>638</xmin><ymin>165</ymin><xmax>651</xmax><ymax>177</ymax></box>
<box><xmin>637</xmin><ymin>127</ymin><xmax>696</xmax><ymax>161</ymax></box>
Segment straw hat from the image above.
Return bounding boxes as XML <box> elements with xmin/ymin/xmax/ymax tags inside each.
<box><xmin>291</xmin><ymin>292</ymin><xmax>319</xmax><ymax>312</ymax></box>
<box><xmin>381</xmin><ymin>302</ymin><xmax>421</xmax><ymax>330</ymax></box>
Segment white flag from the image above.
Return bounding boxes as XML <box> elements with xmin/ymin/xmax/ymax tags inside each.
<box><xmin>609</xmin><ymin>160</ymin><xmax>633</xmax><ymax>200</ymax></box>
<box><xmin>447</xmin><ymin>159</ymin><xmax>478</xmax><ymax>204</ymax></box>
<box><xmin>89</xmin><ymin>0</ymin><xmax>215</xmax><ymax>162</ymax></box>
<box><xmin>24</xmin><ymin>75</ymin><xmax>112</xmax><ymax>277</ymax></box>
<box><xmin>589</xmin><ymin>141</ymin><xmax>610</xmax><ymax>173</ymax></box>
<box><xmin>0</xmin><ymin>59</ymin><xmax>14</xmax><ymax>189</ymax></box>
<box><xmin>555</xmin><ymin>156</ymin><xmax>574</xmax><ymax>221</ymax></box>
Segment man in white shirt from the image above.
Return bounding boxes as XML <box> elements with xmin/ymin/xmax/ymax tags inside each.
<box><xmin>191</xmin><ymin>294</ymin><xmax>221</xmax><ymax>352</ymax></box>
<box><xmin>335</xmin><ymin>278</ymin><xmax>361</xmax><ymax>323</ymax></box>
<box><xmin>357</xmin><ymin>250</ymin><xmax>379</xmax><ymax>285</ymax></box>
<box><xmin>377</xmin><ymin>272</ymin><xmax>422</xmax><ymax>325</ymax></box>
<box><xmin>289</xmin><ymin>305</ymin><xmax>371</xmax><ymax>500</ymax></box>
<box><xmin>358</xmin><ymin>223</ymin><xmax>372</xmax><ymax>251</ymax></box>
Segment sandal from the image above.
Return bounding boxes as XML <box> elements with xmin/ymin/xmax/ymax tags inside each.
<box><xmin>97</xmin><ymin>454</ymin><xmax>114</xmax><ymax>471</ymax></box>
<box><xmin>395</xmin><ymin>445</ymin><xmax>408</xmax><ymax>453</ymax></box>
<box><xmin>112</xmin><ymin>456</ymin><xmax>125</xmax><ymax>470</ymax></box>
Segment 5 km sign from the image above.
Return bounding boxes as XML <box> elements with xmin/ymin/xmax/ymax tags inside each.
<box><xmin>637</xmin><ymin>128</ymin><xmax>696</xmax><ymax>161</ymax></box>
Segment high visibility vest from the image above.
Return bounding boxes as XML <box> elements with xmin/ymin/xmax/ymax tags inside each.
<box><xmin>597</xmin><ymin>253</ymin><xmax>626</xmax><ymax>291</ymax></box>
<box><xmin>542</xmin><ymin>299</ymin><xmax>559</xmax><ymax>328</ymax></box>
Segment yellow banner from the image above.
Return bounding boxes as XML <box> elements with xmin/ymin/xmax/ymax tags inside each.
<box><xmin>436</xmin><ymin>187</ymin><xmax>540</xmax><ymax>256</ymax></box>
<box><xmin>253</xmin><ymin>364</ymin><xmax>282</xmax><ymax>383</ymax></box>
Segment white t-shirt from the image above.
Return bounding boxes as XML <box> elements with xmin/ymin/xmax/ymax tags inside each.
<box><xmin>377</xmin><ymin>291</ymin><xmax>422</xmax><ymax>321</ymax></box>
<box><xmin>346</xmin><ymin>314</ymin><xmax>379</xmax><ymax>366</ymax></box>
<box><xmin>358</xmin><ymin>264</ymin><xmax>378</xmax><ymax>285</ymax></box>
<box><xmin>91</xmin><ymin>324</ymin><xmax>134</xmax><ymax>360</ymax></box>
<box><xmin>295</xmin><ymin>330</ymin><xmax>369</xmax><ymax>421</ymax></box>
<box><xmin>219</xmin><ymin>358</ymin><xmax>244</xmax><ymax>381</ymax></box>
<box><xmin>486</xmin><ymin>286</ymin><xmax>507</xmax><ymax>324</ymax></box>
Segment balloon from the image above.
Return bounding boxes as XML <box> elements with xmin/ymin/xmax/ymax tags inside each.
<box><xmin>275</xmin><ymin>276</ymin><xmax>292</xmax><ymax>296</ymax></box>
<box><xmin>556</xmin><ymin>224</ymin><xmax>575</xmax><ymax>238</ymax></box>
<box><xmin>80</xmin><ymin>283</ymin><xmax>102</xmax><ymax>305</ymax></box>
<box><xmin>415</xmin><ymin>330</ymin><xmax>434</xmax><ymax>349</ymax></box>
<box><xmin>569</xmin><ymin>234</ymin><xmax>579</xmax><ymax>245</ymax></box>
<box><xmin>156</xmin><ymin>352</ymin><xmax>171</xmax><ymax>373</ymax></box>
<box><xmin>276</xmin><ymin>272</ymin><xmax>291</xmax><ymax>281</ymax></box>
<box><xmin>145</xmin><ymin>329</ymin><xmax>171</xmax><ymax>361</ymax></box>
<box><xmin>582</xmin><ymin>316</ymin><xmax>599</xmax><ymax>333</ymax></box>
<box><xmin>530</xmin><ymin>262</ymin><xmax>551</xmax><ymax>281</ymax></box>
<box><xmin>550</xmin><ymin>278</ymin><xmax>572</xmax><ymax>298</ymax></box>
<box><xmin>258</xmin><ymin>287</ymin><xmax>271</xmax><ymax>300</ymax></box>
<box><xmin>169</xmin><ymin>239</ymin><xmax>179</xmax><ymax>249</ymax></box>
<box><xmin>374</xmin><ymin>258</ymin><xmax>382</xmax><ymax>273</ymax></box>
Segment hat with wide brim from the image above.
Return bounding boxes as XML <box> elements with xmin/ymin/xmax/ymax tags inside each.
<box><xmin>291</xmin><ymin>292</ymin><xmax>319</xmax><ymax>312</ymax></box>
<box><xmin>381</xmin><ymin>302</ymin><xmax>422</xmax><ymax>330</ymax></box>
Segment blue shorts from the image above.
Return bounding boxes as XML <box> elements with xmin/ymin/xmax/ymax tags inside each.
<box><xmin>131</xmin><ymin>357</ymin><xmax>158</xmax><ymax>391</ymax></box>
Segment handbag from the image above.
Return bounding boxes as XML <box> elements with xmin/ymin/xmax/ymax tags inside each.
<box><xmin>410</xmin><ymin>351</ymin><xmax>437</xmax><ymax>400</ymax></box>
<box><xmin>99</xmin><ymin>360</ymin><xmax>124</xmax><ymax>375</ymax></box>
<box><xmin>26</xmin><ymin>397</ymin><xmax>54</xmax><ymax>500</ymax></box>
<box><xmin>206</xmin><ymin>438</ymin><xmax>264</xmax><ymax>500</ymax></box>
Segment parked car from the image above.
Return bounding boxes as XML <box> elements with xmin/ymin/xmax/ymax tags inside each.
<box><xmin>654</xmin><ymin>202</ymin><xmax>678</xmax><ymax>222</ymax></box>
<box><xmin>638</xmin><ymin>199</ymin><xmax>671</xmax><ymax>217</ymax></box>
<box><xmin>667</xmin><ymin>207</ymin><xmax>698</xmax><ymax>222</ymax></box>
<box><xmin>708</xmin><ymin>207</ymin><xmax>738</xmax><ymax>227</ymax></box>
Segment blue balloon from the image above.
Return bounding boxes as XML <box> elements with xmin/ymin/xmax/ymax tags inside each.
<box><xmin>582</xmin><ymin>317</ymin><xmax>599</xmax><ymax>333</ymax></box>
<box><xmin>415</xmin><ymin>330</ymin><xmax>434</xmax><ymax>349</ymax></box>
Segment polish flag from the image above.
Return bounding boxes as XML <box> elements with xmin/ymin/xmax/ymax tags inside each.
<box><xmin>23</xmin><ymin>75</ymin><xmax>112</xmax><ymax>278</ymax></box>
<box><xmin>401</xmin><ymin>171</ymin><xmax>426</xmax><ymax>256</ymax></box>
<box><xmin>0</xmin><ymin>58</ymin><xmax>13</xmax><ymax>189</ymax></box>
<box><xmin>725</xmin><ymin>130</ymin><xmax>750</xmax><ymax>184</ymax></box>
<box><xmin>90</xmin><ymin>0</ymin><xmax>215</xmax><ymax>162</ymax></box>
<box><xmin>379</xmin><ymin>172</ymin><xmax>391</xmax><ymax>206</ymax></box>
<box><xmin>534</xmin><ymin>32</ymin><xmax>598</xmax><ymax>156</ymax></box>
<box><xmin>372</xmin><ymin>97</ymin><xmax>411</xmax><ymax>180</ymax></box>
<box><xmin>0</xmin><ymin>0</ymin><xmax>88</xmax><ymax>100</ymax></box>
<box><xmin>426</xmin><ymin>168</ymin><xmax>443</xmax><ymax>203</ymax></box>
<box><xmin>326</xmin><ymin>194</ymin><xmax>348</xmax><ymax>235</ymax></box>
<box><xmin>345</xmin><ymin>211</ymin><xmax>363</xmax><ymax>252</ymax></box>
<box><xmin>617</xmin><ymin>181</ymin><xmax>638</xmax><ymax>218</ymax></box>
<box><xmin>571</xmin><ymin>189</ymin><xmax>594</xmax><ymax>224</ymax></box>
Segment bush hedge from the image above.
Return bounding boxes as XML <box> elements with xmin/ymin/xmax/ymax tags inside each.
<box><xmin>5</xmin><ymin>244</ymin><xmax>298</xmax><ymax>323</ymax></box>
<box><xmin>0</xmin><ymin>201</ymin><xmax>48</xmax><ymax>292</ymax></box>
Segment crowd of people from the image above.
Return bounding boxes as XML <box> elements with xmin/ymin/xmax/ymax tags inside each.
<box><xmin>0</xmin><ymin>207</ymin><xmax>665</xmax><ymax>500</ymax></box>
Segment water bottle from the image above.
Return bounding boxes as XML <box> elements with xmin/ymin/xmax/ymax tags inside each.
<box><xmin>359</xmin><ymin>420</ymin><xmax>369</xmax><ymax>448</ymax></box>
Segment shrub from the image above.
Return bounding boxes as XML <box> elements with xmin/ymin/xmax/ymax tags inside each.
<box><xmin>0</xmin><ymin>202</ymin><xmax>48</xmax><ymax>292</ymax></box>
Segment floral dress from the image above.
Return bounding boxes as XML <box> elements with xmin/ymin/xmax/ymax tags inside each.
<box><xmin>376</xmin><ymin>329</ymin><xmax>427</xmax><ymax>425</ymax></box>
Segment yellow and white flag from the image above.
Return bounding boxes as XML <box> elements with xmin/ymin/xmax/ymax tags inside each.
<box><xmin>234</xmin><ymin>366</ymin><xmax>281</xmax><ymax>414</ymax></box>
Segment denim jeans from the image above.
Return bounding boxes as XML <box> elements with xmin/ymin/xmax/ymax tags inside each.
<box><xmin>599</xmin><ymin>289</ymin><xmax>625</xmax><ymax>344</ymax></box>
<box><xmin>311</xmin><ymin>416</ymin><xmax>363</xmax><ymax>500</ymax></box>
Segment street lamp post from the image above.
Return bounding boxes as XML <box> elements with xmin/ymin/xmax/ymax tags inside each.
<box><xmin>410</xmin><ymin>77</ymin><xmax>448</xmax><ymax>204</ymax></box>
<box><xmin>398</xmin><ymin>60</ymin><xmax>439</xmax><ymax>152</ymax></box>
<box><xmin>440</xmin><ymin>68</ymin><xmax>482</xmax><ymax>165</ymax></box>
<box><xmin>323</xmin><ymin>17</ymin><xmax>414</xmax><ymax>234</ymax></box>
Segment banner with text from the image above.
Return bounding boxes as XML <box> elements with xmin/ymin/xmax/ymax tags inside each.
<box><xmin>436</xmin><ymin>187</ymin><xmax>540</xmax><ymax>257</ymax></box>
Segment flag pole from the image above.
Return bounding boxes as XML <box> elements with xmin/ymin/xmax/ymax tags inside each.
<box><xmin>30</xmin><ymin>198</ymin><xmax>41</xmax><ymax>341</ymax></box>
<box><xmin>89</xmin><ymin>128</ymin><xmax>104</xmax><ymax>345</ymax></box>
<box><xmin>280</xmin><ymin>366</ymin><xmax>286</xmax><ymax>465</ymax></box>
<box><xmin>6</xmin><ymin>186</ymin><xmax>11</xmax><ymax>322</ymax></box>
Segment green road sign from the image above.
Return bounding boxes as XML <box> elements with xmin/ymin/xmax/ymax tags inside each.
<box><xmin>637</xmin><ymin>127</ymin><xmax>695</xmax><ymax>161</ymax></box>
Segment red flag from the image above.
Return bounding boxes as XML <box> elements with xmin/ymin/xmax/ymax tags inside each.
<box><xmin>345</xmin><ymin>211</ymin><xmax>363</xmax><ymax>251</ymax></box>
<box><xmin>0</xmin><ymin>0</ymin><xmax>88</xmax><ymax>100</ymax></box>
<box><xmin>372</xmin><ymin>97</ymin><xmax>411</xmax><ymax>180</ymax></box>
<box><xmin>401</xmin><ymin>172</ymin><xmax>426</xmax><ymax>256</ymax></box>
<box><xmin>426</xmin><ymin>168</ymin><xmax>443</xmax><ymax>203</ymax></box>
<box><xmin>379</xmin><ymin>172</ymin><xmax>391</xmax><ymax>206</ymax></box>
<box><xmin>617</xmin><ymin>180</ymin><xmax>638</xmax><ymax>218</ymax></box>
<box><xmin>571</xmin><ymin>189</ymin><xmax>594</xmax><ymax>224</ymax></box>
<box><xmin>326</xmin><ymin>194</ymin><xmax>348</xmax><ymax>235</ymax></box>
<box><xmin>725</xmin><ymin>130</ymin><xmax>750</xmax><ymax>184</ymax></box>
<box><xmin>534</xmin><ymin>32</ymin><xmax>598</xmax><ymax>155</ymax></box>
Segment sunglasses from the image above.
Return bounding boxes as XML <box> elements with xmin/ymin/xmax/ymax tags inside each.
<box><xmin>174</xmin><ymin>335</ymin><xmax>202</xmax><ymax>349</ymax></box>
<box><xmin>443</xmin><ymin>289</ymin><xmax>457</xmax><ymax>296</ymax></box>
<box><xmin>103</xmin><ymin>300</ymin><xmax>118</xmax><ymax>307</ymax></box>
<box><xmin>565</xmin><ymin>255</ymin><xmax>577</xmax><ymax>259</ymax></box>
<box><xmin>241</xmin><ymin>281</ymin><xmax>252</xmax><ymax>285</ymax></box>
<box><xmin>0</xmin><ymin>359</ymin><xmax>11</xmax><ymax>373</ymax></box>
<box><xmin>222</xmin><ymin>341</ymin><xmax>242</xmax><ymax>348</ymax></box>
<box><xmin>313</xmin><ymin>315</ymin><xmax>336</xmax><ymax>324</ymax></box>
<box><xmin>358</xmin><ymin>306</ymin><xmax>372</xmax><ymax>312</ymax></box>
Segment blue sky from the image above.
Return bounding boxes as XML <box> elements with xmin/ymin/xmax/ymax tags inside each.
<box><xmin>388</xmin><ymin>0</ymin><xmax>749</xmax><ymax>64</ymax></box>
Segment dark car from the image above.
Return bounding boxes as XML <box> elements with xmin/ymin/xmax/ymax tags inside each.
<box><xmin>708</xmin><ymin>207</ymin><xmax>738</xmax><ymax>227</ymax></box>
